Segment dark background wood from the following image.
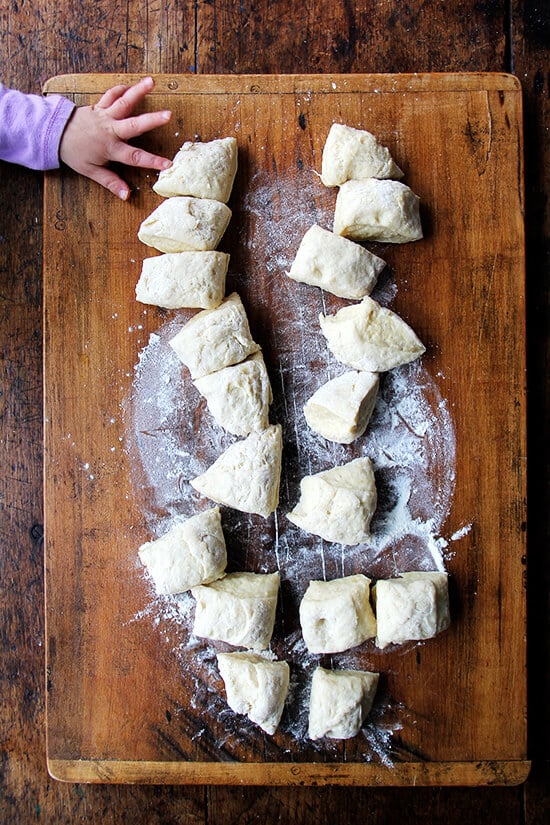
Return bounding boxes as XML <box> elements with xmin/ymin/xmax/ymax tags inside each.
<box><xmin>0</xmin><ymin>1</ymin><xmax>547</xmax><ymax>822</ymax></box>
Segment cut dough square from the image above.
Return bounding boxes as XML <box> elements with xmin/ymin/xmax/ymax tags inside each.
<box><xmin>138</xmin><ymin>507</ymin><xmax>226</xmax><ymax>595</ymax></box>
<box><xmin>304</xmin><ymin>370</ymin><xmax>379</xmax><ymax>444</ymax></box>
<box><xmin>191</xmin><ymin>424</ymin><xmax>282</xmax><ymax>518</ymax></box>
<box><xmin>153</xmin><ymin>137</ymin><xmax>238</xmax><ymax>203</ymax></box>
<box><xmin>135</xmin><ymin>251</ymin><xmax>229</xmax><ymax>309</ymax></box>
<box><xmin>191</xmin><ymin>570</ymin><xmax>280</xmax><ymax>650</ymax></box>
<box><xmin>287</xmin><ymin>224</ymin><xmax>385</xmax><ymax>300</ymax></box>
<box><xmin>333</xmin><ymin>178</ymin><xmax>422</xmax><ymax>243</ymax></box>
<box><xmin>299</xmin><ymin>574</ymin><xmax>376</xmax><ymax>654</ymax></box>
<box><xmin>286</xmin><ymin>456</ymin><xmax>377</xmax><ymax>545</ymax></box>
<box><xmin>193</xmin><ymin>352</ymin><xmax>273</xmax><ymax>436</ymax></box>
<box><xmin>321</xmin><ymin>123</ymin><xmax>403</xmax><ymax>187</ymax></box>
<box><xmin>319</xmin><ymin>295</ymin><xmax>425</xmax><ymax>373</ymax></box>
<box><xmin>169</xmin><ymin>292</ymin><xmax>260</xmax><ymax>380</ymax></box>
<box><xmin>217</xmin><ymin>651</ymin><xmax>290</xmax><ymax>735</ymax></box>
<box><xmin>374</xmin><ymin>571</ymin><xmax>450</xmax><ymax>649</ymax></box>
<box><xmin>308</xmin><ymin>667</ymin><xmax>379</xmax><ymax>740</ymax></box>
<box><xmin>137</xmin><ymin>196</ymin><xmax>232</xmax><ymax>253</ymax></box>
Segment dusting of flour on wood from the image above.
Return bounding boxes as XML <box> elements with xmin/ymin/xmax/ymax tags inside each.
<box><xmin>123</xmin><ymin>168</ymin><xmax>461</xmax><ymax>761</ymax></box>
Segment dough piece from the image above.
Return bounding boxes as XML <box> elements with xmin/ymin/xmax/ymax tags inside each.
<box><xmin>217</xmin><ymin>652</ymin><xmax>290</xmax><ymax>735</ymax></box>
<box><xmin>137</xmin><ymin>196</ymin><xmax>231</xmax><ymax>253</ymax></box>
<box><xmin>169</xmin><ymin>292</ymin><xmax>260</xmax><ymax>380</ymax></box>
<box><xmin>153</xmin><ymin>137</ymin><xmax>238</xmax><ymax>202</ymax></box>
<box><xmin>287</xmin><ymin>224</ymin><xmax>385</xmax><ymax>300</ymax></box>
<box><xmin>308</xmin><ymin>667</ymin><xmax>379</xmax><ymax>740</ymax></box>
<box><xmin>191</xmin><ymin>571</ymin><xmax>280</xmax><ymax>650</ymax></box>
<box><xmin>321</xmin><ymin>123</ymin><xmax>403</xmax><ymax>187</ymax></box>
<box><xmin>191</xmin><ymin>424</ymin><xmax>282</xmax><ymax>517</ymax></box>
<box><xmin>138</xmin><ymin>507</ymin><xmax>226</xmax><ymax>595</ymax></box>
<box><xmin>299</xmin><ymin>574</ymin><xmax>376</xmax><ymax>654</ymax></box>
<box><xmin>374</xmin><ymin>571</ymin><xmax>451</xmax><ymax>649</ymax></box>
<box><xmin>193</xmin><ymin>352</ymin><xmax>273</xmax><ymax>436</ymax></box>
<box><xmin>286</xmin><ymin>456</ymin><xmax>377</xmax><ymax>545</ymax></box>
<box><xmin>304</xmin><ymin>370</ymin><xmax>379</xmax><ymax>444</ymax></box>
<box><xmin>319</xmin><ymin>296</ymin><xmax>425</xmax><ymax>373</ymax></box>
<box><xmin>135</xmin><ymin>251</ymin><xmax>229</xmax><ymax>309</ymax></box>
<box><xmin>333</xmin><ymin>179</ymin><xmax>422</xmax><ymax>243</ymax></box>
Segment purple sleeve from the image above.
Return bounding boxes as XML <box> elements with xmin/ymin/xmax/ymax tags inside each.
<box><xmin>0</xmin><ymin>84</ymin><xmax>76</xmax><ymax>171</ymax></box>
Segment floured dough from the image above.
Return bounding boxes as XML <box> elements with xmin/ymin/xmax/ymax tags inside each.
<box><xmin>299</xmin><ymin>574</ymin><xmax>376</xmax><ymax>654</ymax></box>
<box><xmin>217</xmin><ymin>651</ymin><xmax>290</xmax><ymax>734</ymax></box>
<box><xmin>137</xmin><ymin>196</ymin><xmax>232</xmax><ymax>253</ymax></box>
<box><xmin>374</xmin><ymin>571</ymin><xmax>450</xmax><ymax>649</ymax></box>
<box><xmin>169</xmin><ymin>292</ymin><xmax>260</xmax><ymax>380</ymax></box>
<box><xmin>191</xmin><ymin>571</ymin><xmax>280</xmax><ymax>650</ymax></box>
<box><xmin>194</xmin><ymin>352</ymin><xmax>272</xmax><ymax>436</ymax></box>
<box><xmin>334</xmin><ymin>178</ymin><xmax>422</xmax><ymax>243</ymax></box>
<box><xmin>308</xmin><ymin>667</ymin><xmax>379</xmax><ymax>740</ymax></box>
<box><xmin>286</xmin><ymin>456</ymin><xmax>377</xmax><ymax>545</ymax></box>
<box><xmin>138</xmin><ymin>507</ymin><xmax>226</xmax><ymax>595</ymax></box>
<box><xmin>191</xmin><ymin>424</ymin><xmax>282</xmax><ymax>517</ymax></box>
<box><xmin>153</xmin><ymin>137</ymin><xmax>238</xmax><ymax>203</ymax></box>
<box><xmin>135</xmin><ymin>251</ymin><xmax>229</xmax><ymax>309</ymax></box>
<box><xmin>304</xmin><ymin>370</ymin><xmax>379</xmax><ymax>443</ymax></box>
<box><xmin>321</xmin><ymin>123</ymin><xmax>403</xmax><ymax>187</ymax></box>
<box><xmin>319</xmin><ymin>295</ymin><xmax>425</xmax><ymax>373</ymax></box>
<box><xmin>287</xmin><ymin>224</ymin><xmax>385</xmax><ymax>300</ymax></box>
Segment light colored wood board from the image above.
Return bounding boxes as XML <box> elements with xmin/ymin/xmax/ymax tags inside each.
<box><xmin>47</xmin><ymin>759</ymin><xmax>531</xmax><ymax>787</ymax></box>
<box><xmin>43</xmin><ymin>73</ymin><xmax>527</xmax><ymax>784</ymax></box>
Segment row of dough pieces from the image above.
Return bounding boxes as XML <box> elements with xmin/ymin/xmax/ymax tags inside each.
<box><xmin>139</xmin><ymin>505</ymin><xmax>450</xmax><ymax>737</ymax></box>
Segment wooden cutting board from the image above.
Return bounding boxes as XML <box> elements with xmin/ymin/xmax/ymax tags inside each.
<box><xmin>43</xmin><ymin>73</ymin><xmax>529</xmax><ymax>786</ymax></box>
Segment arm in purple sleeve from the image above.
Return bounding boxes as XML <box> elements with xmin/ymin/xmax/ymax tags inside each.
<box><xmin>0</xmin><ymin>84</ymin><xmax>75</xmax><ymax>171</ymax></box>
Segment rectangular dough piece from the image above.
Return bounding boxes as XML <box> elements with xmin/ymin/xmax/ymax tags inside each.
<box><xmin>374</xmin><ymin>571</ymin><xmax>450</xmax><ymax>649</ymax></box>
<box><xmin>333</xmin><ymin>178</ymin><xmax>423</xmax><ymax>243</ymax></box>
<box><xmin>308</xmin><ymin>666</ymin><xmax>379</xmax><ymax>740</ymax></box>
<box><xmin>169</xmin><ymin>292</ymin><xmax>260</xmax><ymax>380</ymax></box>
<box><xmin>138</xmin><ymin>196</ymin><xmax>232</xmax><ymax>253</ymax></box>
<box><xmin>299</xmin><ymin>574</ymin><xmax>376</xmax><ymax>654</ymax></box>
<box><xmin>191</xmin><ymin>571</ymin><xmax>280</xmax><ymax>650</ymax></box>
<box><xmin>153</xmin><ymin>137</ymin><xmax>238</xmax><ymax>202</ymax></box>
<box><xmin>287</xmin><ymin>224</ymin><xmax>385</xmax><ymax>300</ymax></box>
<box><xmin>321</xmin><ymin>123</ymin><xmax>403</xmax><ymax>187</ymax></box>
<box><xmin>135</xmin><ymin>251</ymin><xmax>229</xmax><ymax>309</ymax></box>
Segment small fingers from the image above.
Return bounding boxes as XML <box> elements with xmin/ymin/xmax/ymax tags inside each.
<box><xmin>86</xmin><ymin>165</ymin><xmax>131</xmax><ymax>201</ymax></box>
<box><xmin>95</xmin><ymin>84</ymin><xmax>130</xmax><ymax>110</ymax></box>
<box><xmin>115</xmin><ymin>109</ymin><xmax>172</xmax><ymax>140</ymax></box>
<box><xmin>110</xmin><ymin>141</ymin><xmax>173</xmax><ymax>171</ymax></box>
<box><xmin>108</xmin><ymin>76</ymin><xmax>156</xmax><ymax>119</ymax></box>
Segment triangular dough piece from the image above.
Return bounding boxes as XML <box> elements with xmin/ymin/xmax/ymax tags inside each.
<box><xmin>333</xmin><ymin>178</ymin><xmax>422</xmax><ymax>243</ymax></box>
<box><xmin>286</xmin><ymin>456</ymin><xmax>377</xmax><ymax>545</ymax></box>
<box><xmin>191</xmin><ymin>424</ymin><xmax>282</xmax><ymax>517</ymax></box>
<box><xmin>153</xmin><ymin>137</ymin><xmax>238</xmax><ymax>202</ymax></box>
<box><xmin>193</xmin><ymin>352</ymin><xmax>272</xmax><ymax>436</ymax></box>
<box><xmin>321</xmin><ymin>124</ymin><xmax>403</xmax><ymax>186</ymax></box>
<box><xmin>308</xmin><ymin>667</ymin><xmax>379</xmax><ymax>740</ymax></box>
<box><xmin>138</xmin><ymin>507</ymin><xmax>226</xmax><ymax>595</ymax></box>
<box><xmin>170</xmin><ymin>292</ymin><xmax>260</xmax><ymax>380</ymax></box>
<box><xmin>319</xmin><ymin>295</ymin><xmax>425</xmax><ymax>373</ymax></box>
<box><xmin>304</xmin><ymin>370</ymin><xmax>379</xmax><ymax>443</ymax></box>
<box><xmin>137</xmin><ymin>196</ymin><xmax>231</xmax><ymax>253</ymax></box>
<box><xmin>217</xmin><ymin>652</ymin><xmax>290</xmax><ymax>734</ymax></box>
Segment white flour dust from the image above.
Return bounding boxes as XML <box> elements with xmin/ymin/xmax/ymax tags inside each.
<box><xmin>123</xmin><ymin>168</ymin><xmax>462</xmax><ymax>761</ymax></box>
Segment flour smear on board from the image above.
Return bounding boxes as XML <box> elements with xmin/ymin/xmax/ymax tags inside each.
<box><xmin>124</xmin><ymin>169</ymin><xmax>462</xmax><ymax>760</ymax></box>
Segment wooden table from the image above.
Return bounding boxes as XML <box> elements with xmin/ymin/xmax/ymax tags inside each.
<box><xmin>1</xmin><ymin>2</ymin><xmax>548</xmax><ymax>822</ymax></box>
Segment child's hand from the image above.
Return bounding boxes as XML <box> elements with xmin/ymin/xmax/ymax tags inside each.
<box><xmin>59</xmin><ymin>76</ymin><xmax>172</xmax><ymax>200</ymax></box>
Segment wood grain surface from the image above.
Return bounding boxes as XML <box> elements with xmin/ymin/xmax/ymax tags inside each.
<box><xmin>43</xmin><ymin>72</ymin><xmax>527</xmax><ymax>786</ymax></box>
<box><xmin>1</xmin><ymin>1</ymin><xmax>549</xmax><ymax>823</ymax></box>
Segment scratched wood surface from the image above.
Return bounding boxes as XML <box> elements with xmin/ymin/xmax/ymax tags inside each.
<box><xmin>42</xmin><ymin>71</ymin><xmax>527</xmax><ymax>786</ymax></box>
<box><xmin>1</xmin><ymin>1</ymin><xmax>549</xmax><ymax>822</ymax></box>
